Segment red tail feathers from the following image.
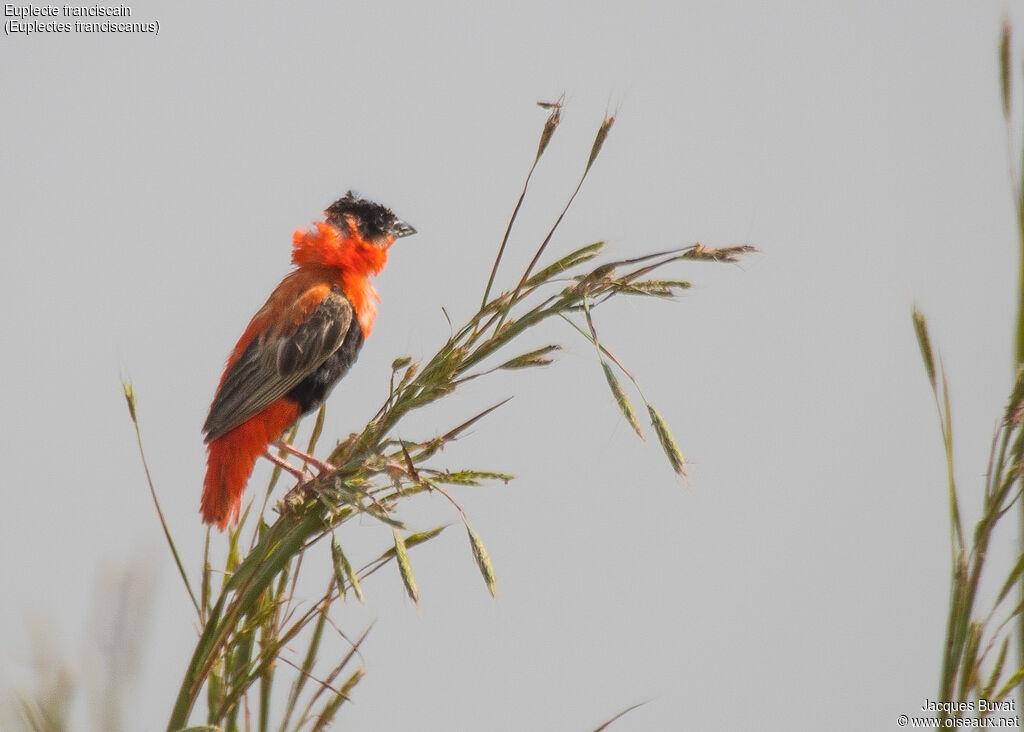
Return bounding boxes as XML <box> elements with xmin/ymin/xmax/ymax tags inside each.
<box><xmin>201</xmin><ymin>400</ymin><xmax>300</xmax><ymax>530</ymax></box>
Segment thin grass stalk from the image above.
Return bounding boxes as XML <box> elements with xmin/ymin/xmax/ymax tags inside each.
<box><xmin>993</xmin><ymin>19</ymin><xmax>1024</xmax><ymax>706</ymax></box>
<box><xmin>941</xmin><ymin>362</ymin><xmax>964</xmax><ymax>558</ymax></box>
<box><xmin>480</xmin><ymin>100</ymin><xmax>561</xmax><ymax>311</ymax></box>
<box><xmin>123</xmin><ymin>383</ymin><xmax>201</xmax><ymax>618</ymax></box>
<box><xmin>279</xmin><ymin>589</ymin><xmax>331</xmax><ymax>731</ymax></box>
<box><xmin>294</xmin><ymin>624</ymin><xmax>369</xmax><ymax>730</ymax></box>
<box><xmin>499</xmin><ymin>116</ymin><xmax>615</xmax><ymax>333</ymax></box>
<box><xmin>309</xmin><ymin>667</ymin><xmax>365</xmax><ymax>732</ymax></box>
<box><xmin>589</xmin><ymin>702</ymin><xmax>647</xmax><ymax>732</ymax></box>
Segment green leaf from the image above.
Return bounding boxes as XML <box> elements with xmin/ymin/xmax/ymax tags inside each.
<box><xmin>996</xmin><ymin>551</ymin><xmax>1024</xmax><ymax>609</ymax></box>
<box><xmin>306</xmin><ymin>401</ymin><xmax>327</xmax><ymax>453</ymax></box>
<box><xmin>312</xmin><ymin>668</ymin><xmax>367</xmax><ymax>731</ymax></box>
<box><xmin>983</xmin><ymin>637</ymin><xmax>1010</xmax><ymax>701</ymax></box>
<box><xmin>373</xmin><ymin>526</ymin><xmax>448</xmax><ymax>562</ymax></box>
<box><xmin>994</xmin><ymin>663</ymin><xmax>1024</xmax><ymax>702</ymax></box>
<box><xmin>958</xmin><ymin>622</ymin><xmax>982</xmax><ymax>702</ymax></box>
<box><xmin>338</xmin><ymin>666</ymin><xmax>366</xmax><ymax>698</ymax></box>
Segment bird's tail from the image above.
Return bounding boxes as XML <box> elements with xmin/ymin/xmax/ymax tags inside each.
<box><xmin>202</xmin><ymin>400</ymin><xmax>301</xmax><ymax>530</ymax></box>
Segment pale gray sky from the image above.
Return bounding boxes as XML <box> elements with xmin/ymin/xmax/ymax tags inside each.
<box><xmin>1</xmin><ymin>2</ymin><xmax>1020</xmax><ymax>730</ymax></box>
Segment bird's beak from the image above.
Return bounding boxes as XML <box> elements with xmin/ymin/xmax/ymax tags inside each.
<box><xmin>391</xmin><ymin>219</ymin><xmax>417</xmax><ymax>239</ymax></box>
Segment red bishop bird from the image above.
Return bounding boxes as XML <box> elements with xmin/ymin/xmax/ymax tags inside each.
<box><xmin>201</xmin><ymin>193</ymin><xmax>415</xmax><ymax>530</ymax></box>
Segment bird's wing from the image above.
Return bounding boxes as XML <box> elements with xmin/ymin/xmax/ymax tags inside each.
<box><xmin>203</xmin><ymin>286</ymin><xmax>354</xmax><ymax>442</ymax></box>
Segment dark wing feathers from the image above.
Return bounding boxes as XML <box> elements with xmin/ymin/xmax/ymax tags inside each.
<box><xmin>203</xmin><ymin>290</ymin><xmax>355</xmax><ymax>442</ymax></box>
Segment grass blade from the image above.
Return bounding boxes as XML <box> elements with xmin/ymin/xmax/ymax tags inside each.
<box><xmin>122</xmin><ymin>381</ymin><xmax>200</xmax><ymax>618</ymax></box>
<box><xmin>481</xmin><ymin>98</ymin><xmax>564</xmax><ymax>310</ymax></box>
<box><xmin>985</xmin><ymin>637</ymin><xmax>1011</xmax><ymax>701</ymax></box>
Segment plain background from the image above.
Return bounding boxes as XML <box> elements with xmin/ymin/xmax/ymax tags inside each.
<box><xmin>2</xmin><ymin>2</ymin><xmax>1022</xmax><ymax>729</ymax></box>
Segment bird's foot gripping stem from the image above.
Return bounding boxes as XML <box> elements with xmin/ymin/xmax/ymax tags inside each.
<box><xmin>264</xmin><ymin>441</ymin><xmax>335</xmax><ymax>485</ymax></box>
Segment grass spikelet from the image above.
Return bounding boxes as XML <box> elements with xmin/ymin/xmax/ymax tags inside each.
<box><xmin>1001</xmin><ymin>19</ymin><xmax>1012</xmax><ymax>121</ymax></box>
<box><xmin>122</xmin><ymin>381</ymin><xmax>137</xmax><ymax>422</ymax></box>
<box><xmin>392</xmin><ymin>528</ymin><xmax>419</xmax><ymax>605</ymax></box>
<box><xmin>499</xmin><ymin>345</ymin><xmax>561</xmax><ymax>370</ymax></box>
<box><xmin>602</xmin><ymin>361</ymin><xmax>644</xmax><ymax>439</ymax></box>
<box><xmin>465</xmin><ymin>521</ymin><xmax>497</xmax><ymax>598</ymax></box>
<box><xmin>525</xmin><ymin>241</ymin><xmax>606</xmax><ymax>288</ymax></box>
<box><xmin>912</xmin><ymin>308</ymin><xmax>937</xmax><ymax>391</ymax></box>
<box><xmin>615</xmin><ymin>279</ymin><xmax>692</xmax><ymax>298</ymax></box>
<box><xmin>648</xmin><ymin>404</ymin><xmax>686</xmax><ymax>477</ymax></box>
<box><xmin>586</xmin><ymin>115</ymin><xmax>615</xmax><ymax>172</ymax></box>
<box><xmin>536</xmin><ymin>95</ymin><xmax>564</xmax><ymax>160</ymax></box>
<box><xmin>1005</xmin><ymin>365</ymin><xmax>1024</xmax><ymax>428</ymax></box>
<box><xmin>680</xmin><ymin>243</ymin><xmax>758</xmax><ymax>263</ymax></box>
<box><xmin>331</xmin><ymin>534</ymin><xmax>364</xmax><ymax>604</ymax></box>
<box><xmin>432</xmin><ymin>470</ymin><xmax>514</xmax><ymax>485</ymax></box>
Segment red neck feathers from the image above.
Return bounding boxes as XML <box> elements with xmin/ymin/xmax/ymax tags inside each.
<box><xmin>291</xmin><ymin>220</ymin><xmax>390</xmax><ymax>336</ymax></box>
<box><xmin>291</xmin><ymin>220</ymin><xmax>389</xmax><ymax>274</ymax></box>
